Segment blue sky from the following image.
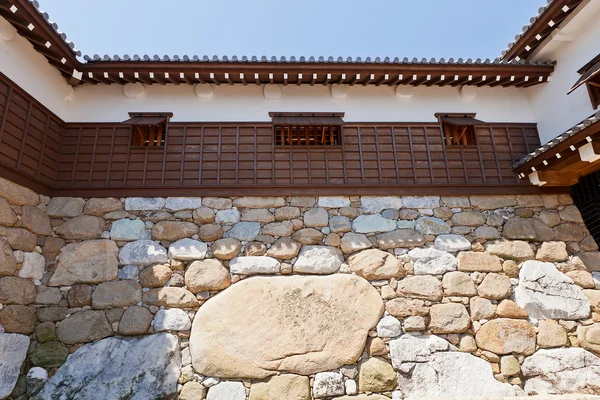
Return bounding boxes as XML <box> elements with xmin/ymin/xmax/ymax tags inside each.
<box><xmin>39</xmin><ymin>0</ymin><xmax>547</xmax><ymax>60</ymax></box>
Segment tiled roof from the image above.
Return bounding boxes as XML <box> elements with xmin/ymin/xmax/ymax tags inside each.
<box><xmin>26</xmin><ymin>0</ymin><xmax>81</xmax><ymax>57</ymax></box>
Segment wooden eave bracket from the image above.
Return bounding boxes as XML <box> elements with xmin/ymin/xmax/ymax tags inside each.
<box><xmin>578</xmin><ymin>141</ymin><xmax>600</xmax><ymax>163</ymax></box>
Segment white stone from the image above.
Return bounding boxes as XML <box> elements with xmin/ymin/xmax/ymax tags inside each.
<box><xmin>125</xmin><ymin>197</ymin><xmax>166</xmax><ymax>211</ymax></box>
<box><xmin>18</xmin><ymin>252</ymin><xmax>45</xmax><ymax>280</ymax></box>
<box><xmin>390</xmin><ymin>334</ymin><xmax>520</xmax><ymax>399</ymax></box>
<box><xmin>152</xmin><ymin>309</ymin><xmax>191</xmax><ymax>332</ymax></box>
<box><xmin>27</xmin><ymin>366</ymin><xmax>48</xmax><ymax>381</ymax></box>
<box><xmin>110</xmin><ymin>219</ymin><xmax>148</xmax><ymax>241</ymax></box>
<box><xmin>119</xmin><ymin>240</ymin><xmax>168</xmax><ymax>266</ymax></box>
<box><xmin>360</xmin><ymin>196</ymin><xmax>403</xmax><ymax>214</ymax></box>
<box><xmin>215</xmin><ymin>208</ymin><xmax>241</xmax><ymax>224</ymax></box>
<box><xmin>313</xmin><ymin>372</ymin><xmax>345</xmax><ymax>398</ymax></box>
<box><xmin>402</xmin><ymin>196</ymin><xmax>440</xmax><ymax>209</ymax></box>
<box><xmin>202</xmin><ymin>377</ymin><xmax>220</xmax><ymax>387</ymax></box>
<box><xmin>37</xmin><ymin>333</ymin><xmax>180</xmax><ymax>399</ymax></box>
<box><xmin>207</xmin><ymin>381</ymin><xmax>246</xmax><ymax>400</ymax></box>
<box><xmin>165</xmin><ymin>197</ymin><xmax>202</xmax><ymax>211</ymax></box>
<box><xmin>522</xmin><ymin>348</ymin><xmax>600</xmax><ymax>395</ymax></box>
<box><xmin>318</xmin><ymin>196</ymin><xmax>350</xmax><ymax>208</ymax></box>
<box><xmin>344</xmin><ymin>379</ymin><xmax>357</xmax><ymax>395</ymax></box>
<box><xmin>377</xmin><ymin>315</ymin><xmax>402</xmax><ymax>337</ymax></box>
<box><xmin>0</xmin><ymin>333</ymin><xmax>30</xmax><ymax>399</ymax></box>
<box><xmin>293</xmin><ymin>246</ymin><xmax>344</xmax><ymax>274</ymax></box>
<box><xmin>515</xmin><ymin>260</ymin><xmax>590</xmax><ymax>320</ymax></box>
<box><xmin>594</xmin><ymin>272</ymin><xmax>600</xmax><ymax>289</ymax></box>
<box><xmin>229</xmin><ymin>256</ymin><xmax>280</xmax><ymax>275</ymax></box>
<box><xmin>408</xmin><ymin>247</ymin><xmax>457</xmax><ymax>275</ymax></box>
<box><xmin>352</xmin><ymin>215</ymin><xmax>397</xmax><ymax>233</ymax></box>
<box><xmin>225</xmin><ymin>221</ymin><xmax>260</xmax><ymax>241</ymax></box>
<box><xmin>434</xmin><ymin>234</ymin><xmax>471</xmax><ymax>252</ymax></box>
<box><xmin>168</xmin><ymin>238</ymin><xmax>208</xmax><ymax>260</ymax></box>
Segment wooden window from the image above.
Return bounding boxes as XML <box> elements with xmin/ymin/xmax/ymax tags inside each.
<box><xmin>435</xmin><ymin>113</ymin><xmax>484</xmax><ymax>146</ymax></box>
<box><xmin>122</xmin><ymin>112</ymin><xmax>173</xmax><ymax>147</ymax></box>
<box><xmin>569</xmin><ymin>54</ymin><xmax>600</xmax><ymax>109</ymax></box>
<box><xmin>270</xmin><ymin>112</ymin><xmax>344</xmax><ymax>146</ymax></box>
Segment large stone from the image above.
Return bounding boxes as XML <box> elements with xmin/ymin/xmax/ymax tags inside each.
<box><xmin>450</xmin><ymin>211</ymin><xmax>486</xmax><ymax>226</ymax></box>
<box><xmin>470</xmin><ymin>195</ymin><xmax>516</xmax><ymax>209</ymax></box>
<box><xmin>248</xmin><ymin>374</ymin><xmax>310</xmax><ymax>400</ymax></box>
<box><xmin>124</xmin><ymin>197</ymin><xmax>166</xmax><ymax>211</ymax></box>
<box><xmin>203</xmin><ymin>197</ymin><xmax>233</xmax><ymax>209</ymax></box>
<box><xmin>292</xmin><ymin>228</ymin><xmax>324</xmax><ymax>245</ymax></box>
<box><xmin>37</xmin><ymin>333</ymin><xmax>180</xmax><ymax>400</ymax></box>
<box><xmin>152</xmin><ymin>221</ymin><xmax>199</xmax><ymax>241</ymax></box>
<box><xmin>434</xmin><ymin>234</ymin><xmax>471</xmax><ymax>252</ymax></box>
<box><xmin>396</xmin><ymin>275</ymin><xmax>442</xmax><ymax>301</ymax></box>
<box><xmin>57</xmin><ymin>310</ymin><xmax>112</xmax><ymax>344</ymax></box>
<box><xmin>263</xmin><ymin>221</ymin><xmax>294</xmax><ymax>237</ymax></box>
<box><xmin>375</xmin><ymin>229</ymin><xmax>425</xmax><ymax>249</ymax></box>
<box><xmin>35</xmin><ymin>286</ymin><xmax>62</xmax><ymax>305</ymax></box>
<box><xmin>30</xmin><ymin>341</ymin><xmax>69</xmax><ymax>368</ymax></box>
<box><xmin>241</xmin><ymin>208</ymin><xmax>276</xmax><ymax>224</ymax></box>
<box><xmin>268</xmin><ymin>238</ymin><xmax>302</xmax><ymax>260</ymax></box>
<box><xmin>403</xmin><ymin>196</ymin><xmax>440</xmax><ymax>208</ymax></box>
<box><xmin>293</xmin><ymin>245</ymin><xmax>343</xmax><ymax>274</ymax></box>
<box><xmin>168</xmin><ymin>238</ymin><xmax>207</xmax><ymax>260</ymax></box>
<box><xmin>110</xmin><ymin>218</ymin><xmax>147</xmax><ymax>241</ymax></box>
<box><xmin>318</xmin><ymin>196</ymin><xmax>350</xmax><ymax>208</ymax></box>
<box><xmin>142</xmin><ymin>287</ymin><xmax>199</xmax><ymax>308</ymax></box>
<box><xmin>190</xmin><ymin>274</ymin><xmax>383</xmax><ymax>378</ymax></box>
<box><xmin>118</xmin><ymin>306</ymin><xmax>153</xmax><ymax>335</ymax></box>
<box><xmin>408</xmin><ymin>247</ymin><xmax>457</xmax><ymax>275</ymax></box>
<box><xmin>119</xmin><ymin>240</ymin><xmax>168</xmax><ymax>266</ymax></box>
<box><xmin>485</xmin><ymin>239</ymin><xmax>534</xmax><ymax>260</ymax></box>
<box><xmin>275</xmin><ymin>207</ymin><xmax>301</xmax><ymax>221</ymax></box>
<box><xmin>536</xmin><ymin>241</ymin><xmax>568</xmax><ymax>262</ymax></box>
<box><xmin>84</xmin><ymin>197</ymin><xmax>123</xmax><ymax>216</ymax></box>
<box><xmin>49</xmin><ymin>240</ymin><xmax>119</xmax><ymax>286</ymax></box>
<box><xmin>180</xmin><ymin>382</ymin><xmax>207</xmax><ymax>400</ymax></box>
<box><xmin>456</xmin><ymin>251</ymin><xmax>502</xmax><ymax>272</ymax></box>
<box><xmin>389</xmin><ymin>334</ymin><xmax>519</xmax><ymax>399</ymax></box>
<box><xmin>152</xmin><ymin>308</ymin><xmax>191</xmax><ymax>331</ymax></box>
<box><xmin>415</xmin><ymin>216</ymin><xmax>450</xmax><ymax>235</ymax></box>
<box><xmin>21</xmin><ymin>206</ymin><xmax>52</xmax><ymax>236</ymax></box>
<box><xmin>442</xmin><ymin>271</ymin><xmax>477</xmax><ymax>296</ymax></box>
<box><xmin>46</xmin><ymin>197</ymin><xmax>85</xmax><ymax>217</ymax></box>
<box><xmin>0</xmin><ymin>238</ymin><xmax>17</xmax><ymax>276</ymax></box>
<box><xmin>56</xmin><ymin>215</ymin><xmax>104</xmax><ymax>240</ymax></box>
<box><xmin>303</xmin><ymin>208</ymin><xmax>329</xmax><ymax>227</ymax></box>
<box><xmin>211</xmin><ymin>238</ymin><xmax>242</xmax><ymax>260</ymax></box>
<box><xmin>0</xmin><ymin>333</ymin><xmax>30</xmax><ymax>399</ymax></box>
<box><xmin>198</xmin><ymin>224</ymin><xmax>223</xmax><ymax>241</ymax></box>
<box><xmin>475</xmin><ymin>318</ymin><xmax>536</xmax><ymax>355</ymax></box>
<box><xmin>521</xmin><ymin>348</ymin><xmax>600</xmax><ymax>395</ymax></box>
<box><xmin>185</xmin><ymin>259</ymin><xmax>231</xmax><ymax>292</ymax></box>
<box><xmin>92</xmin><ymin>280</ymin><xmax>142</xmax><ymax>308</ymax></box>
<box><xmin>18</xmin><ymin>252</ymin><xmax>45</xmax><ymax>280</ymax></box>
<box><xmin>385</xmin><ymin>298</ymin><xmax>428</xmax><ymax>318</ymax></box>
<box><xmin>0</xmin><ymin>197</ymin><xmax>17</xmax><ymax>225</ymax></box>
<box><xmin>230</xmin><ymin>256</ymin><xmax>281</xmax><ymax>275</ymax></box>
<box><xmin>340</xmin><ymin>232</ymin><xmax>372</xmax><ymax>253</ymax></box>
<box><xmin>207</xmin><ymin>381</ymin><xmax>246</xmax><ymax>400</ymax></box>
<box><xmin>329</xmin><ymin>216</ymin><xmax>351</xmax><ymax>233</ymax></box>
<box><xmin>233</xmin><ymin>197</ymin><xmax>285</xmax><ymax>208</ymax></box>
<box><xmin>0</xmin><ymin>276</ymin><xmax>36</xmax><ymax>305</ymax></box>
<box><xmin>215</xmin><ymin>208</ymin><xmax>241</xmax><ymax>224</ymax></box>
<box><xmin>226</xmin><ymin>221</ymin><xmax>261</xmax><ymax>241</ymax></box>
<box><xmin>537</xmin><ymin>319</ymin><xmax>568</xmax><ymax>348</ymax></box>
<box><xmin>470</xmin><ymin>297</ymin><xmax>495</xmax><ymax>320</ymax></box>
<box><xmin>0</xmin><ymin>305</ymin><xmax>36</xmax><ymax>334</ymax></box>
<box><xmin>376</xmin><ymin>315</ymin><xmax>402</xmax><ymax>337</ymax></box>
<box><xmin>0</xmin><ymin>176</ymin><xmax>39</xmax><ymax>206</ymax></box>
<box><xmin>347</xmin><ymin>249</ymin><xmax>405</xmax><ymax>280</ymax></box>
<box><xmin>502</xmin><ymin>218</ymin><xmax>537</xmax><ymax>240</ymax></box>
<box><xmin>477</xmin><ymin>273</ymin><xmax>512</xmax><ymax>300</ymax></box>
<box><xmin>514</xmin><ymin>260</ymin><xmax>590</xmax><ymax>320</ymax></box>
<box><xmin>554</xmin><ymin>223</ymin><xmax>585</xmax><ymax>242</ymax></box>
<box><xmin>165</xmin><ymin>197</ymin><xmax>202</xmax><ymax>211</ymax></box>
<box><xmin>353</xmin><ymin>215</ymin><xmax>396</xmax><ymax>233</ymax></box>
<box><xmin>360</xmin><ymin>196</ymin><xmax>403</xmax><ymax>214</ymax></box>
<box><xmin>5</xmin><ymin>227</ymin><xmax>37</xmax><ymax>251</ymax></box>
<box><xmin>429</xmin><ymin>303</ymin><xmax>470</xmax><ymax>334</ymax></box>
<box><xmin>358</xmin><ymin>357</ymin><xmax>397</xmax><ymax>392</ymax></box>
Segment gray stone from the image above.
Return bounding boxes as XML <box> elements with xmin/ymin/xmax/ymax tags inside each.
<box><xmin>168</xmin><ymin>238</ymin><xmax>208</xmax><ymax>260</ymax></box>
<box><xmin>473</xmin><ymin>225</ymin><xmax>501</xmax><ymax>240</ymax></box>
<box><xmin>118</xmin><ymin>265</ymin><xmax>139</xmax><ymax>280</ymax></box>
<box><xmin>242</xmin><ymin>208</ymin><xmax>276</xmax><ymax>223</ymax></box>
<box><xmin>376</xmin><ymin>315</ymin><xmax>402</xmax><ymax>337</ymax></box>
<box><xmin>203</xmin><ymin>197</ymin><xmax>233</xmax><ymax>209</ymax></box>
<box><xmin>55</xmin><ymin>215</ymin><xmax>105</xmax><ymax>240</ymax></box>
<box><xmin>303</xmin><ymin>208</ymin><xmax>329</xmax><ymax>227</ymax></box>
<box><xmin>317</xmin><ymin>196</ymin><xmax>350</xmax><ymax>208</ymax></box>
<box><xmin>46</xmin><ymin>197</ymin><xmax>85</xmax><ymax>218</ymax></box>
<box><xmin>233</xmin><ymin>197</ymin><xmax>285</xmax><ymax>208</ymax></box>
<box><xmin>226</xmin><ymin>221</ymin><xmax>261</xmax><ymax>241</ymax></box>
<box><xmin>434</xmin><ymin>234</ymin><xmax>471</xmax><ymax>252</ymax></box>
<box><xmin>408</xmin><ymin>247</ymin><xmax>457</xmax><ymax>275</ymax></box>
<box><xmin>92</xmin><ymin>280</ymin><xmax>142</xmax><ymax>309</ymax></box>
<box><xmin>389</xmin><ymin>334</ymin><xmax>519</xmax><ymax>399</ymax></box>
<box><xmin>125</xmin><ymin>197</ymin><xmax>166</xmax><ymax>211</ymax></box>
<box><xmin>37</xmin><ymin>333</ymin><xmax>180</xmax><ymax>400</ymax></box>
<box><xmin>119</xmin><ymin>240</ymin><xmax>168</xmax><ymax>266</ymax></box>
<box><xmin>152</xmin><ymin>308</ymin><xmax>191</xmax><ymax>331</ymax></box>
<box><xmin>165</xmin><ymin>197</ymin><xmax>202</xmax><ymax>211</ymax></box>
<box><xmin>503</xmin><ymin>218</ymin><xmax>537</xmax><ymax>240</ymax></box>
<box><xmin>340</xmin><ymin>233</ymin><xmax>372</xmax><ymax>253</ymax></box>
<box><xmin>361</xmin><ymin>196</ymin><xmax>403</xmax><ymax>214</ymax></box>
<box><xmin>230</xmin><ymin>256</ymin><xmax>281</xmax><ymax>275</ymax></box>
<box><xmin>522</xmin><ymin>348</ymin><xmax>600</xmax><ymax>395</ymax></box>
<box><xmin>470</xmin><ymin>196</ymin><xmax>517</xmax><ymax>209</ymax></box>
<box><xmin>207</xmin><ymin>381</ymin><xmax>246</xmax><ymax>400</ymax></box>
<box><xmin>451</xmin><ymin>211</ymin><xmax>486</xmax><ymax>226</ymax></box>
<box><xmin>313</xmin><ymin>372</ymin><xmax>345</xmax><ymax>398</ymax></box>
<box><xmin>515</xmin><ymin>260</ymin><xmax>590</xmax><ymax>320</ymax></box>
<box><xmin>49</xmin><ymin>240</ymin><xmax>119</xmax><ymax>286</ymax></box>
<box><xmin>375</xmin><ymin>229</ymin><xmax>425</xmax><ymax>249</ymax></box>
<box><xmin>21</xmin><ymin>206</ymin><xmax>52</xmax><ymax>236</ymax></box>
<box><xmin>353</xmin><ymin>215</ymin><xmax>397</xmax><ymax>233</ymax></box>
<box><xmin>415</xmin><ymin>216</ymin><xmax>450</xmax><ymax>235</ymax></box>
<box><xmin>35</xmin><ymin>286</ymin><xmax>62</xmax><ymax>305</ymax></box>
<box><xmin>57</xmin><ymin>310</ymin><xmax>112</xmax><ymax>344</ymax></box>
<box><xmin>110</xmin><ymin>218</ymin><xmax>148</xmax><ymax>241</ymax></box>
<box><xmin>293</xmin><ymin>245</ymin><xmax>344</xmax><ymax>274</ymax></box>
<box><xmin>0</xmin><ymin>333</ymin><xmax>30</xmax><ymax>399</ymax></box>
<box><xmin>118</xmin><ymin>306</ymin><xmax>152</xmax><ymax>335</ymax></box>
<box><xmin>402</xmin><ymin>196</ymin><xmax>440</xmax><ymax>209</ymax></box>
<box><xmin>329</xmin><ymin>216</ymin><xmax>351</xmax><ymax>233</ymax></box>
<box><xmin>215</xmin><ymin>208</ymin><xmax>241</xmax><ymax>224</ymax></box>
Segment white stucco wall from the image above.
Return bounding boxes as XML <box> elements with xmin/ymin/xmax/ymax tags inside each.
<box><xmin>526</xmin><ymin>0</ymin><xmax>600</xmax><ymax>143</ymax></box>
<box><xmin>0</xmin><ymin>16</ymin><xmax>70</xmax><ymax>118</ymax></box>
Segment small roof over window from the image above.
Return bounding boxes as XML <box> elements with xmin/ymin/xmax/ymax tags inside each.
<box><xmin>269</xmin><ymin>112</ymin><xmax>345</xmax><ymax>126</ymax></box>
<box><xmin>122</xmin><ymin>112</ymin><xmax>173</xmax><ymax>125</ymax></box>
<box><xmin>568</xmin><ymin>55</ymin><xmax>600</xmax><ymax>94</ymax></box>
<box><xmin>435</xmin><ymin>113</ymin><xmax>485</xmax><ymax>126</ymax></box>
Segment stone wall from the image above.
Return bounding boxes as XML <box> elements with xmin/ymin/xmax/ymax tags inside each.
<box><xmin>1</xmin><ymin>175</ymin><xmax>600</xmax><ymax>399</ymax></box>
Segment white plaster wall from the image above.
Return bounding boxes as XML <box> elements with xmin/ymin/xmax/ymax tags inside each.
<box><xmin>526</xmin><ymin>0</ymin><xmax>600</xmax><ymax>143</ymax></box>
<box><xmin>0</xmin><ymin>16</ymin><xmax>70</xmax><ymax>118</ymax></box>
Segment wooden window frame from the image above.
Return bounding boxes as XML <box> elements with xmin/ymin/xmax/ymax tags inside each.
<box><xmin>123</xmin><ymin>112</ymin><xmax>173</xmax><ymax>148</ymax></box>
<box><xmin>570</xmin><ymin>54</ymin><xmax>600</xmax><ymax>110</ymax></box>
<box><xmin>435</xmin><ymin>112</ymin><xmax>481</xmax><ymax>147</ymax></box>
<box><xmin>270</xmin><ymin>112</ymin><xmax>344</xmax><ymax>147</ymax></box>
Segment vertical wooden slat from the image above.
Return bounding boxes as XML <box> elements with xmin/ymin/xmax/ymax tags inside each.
<box><xmin>307</xmin><ymin>147</ymin><xmax>312</xmax><ymax>184</ymax></box>
<box><xmin>253</xmin><ymin>127</ymin><xmax>257</xmax><ymax>185</ymax></box>
<box><xmin>36</xmin><ymin>114</ymin><xmax>51</xmax><ymax>179</ymax></box>
<box><xmin>520</xmin><ymin>127</ymin><xmax>530</xmax><ymax>153</ymax></box>
<box><xmin>0</xmin><ymin>87</ymin><xmax>13</xmax><ymax>145</ymax></box>
<box><xmin>357</xmin><ymin>127</ymin><xmax>365</xmax><ymax>184</ymax></box>
<box><xmin>87</xmin><ymin>127</ymin><xmax>100</xmax><ymax>185</ymax></box>
<box><xmin>105</xmin><ymin>127</ymin><xmax>116</xmax><ymax>186</ymax></box>
<box><xmin>324</xmin><ymin>148</ymin><xmax>330</xmax><ymax>184</ymax></box>
<box><xmin>439</xmin><ymin>125</ymin><xmax>451</xmax><ymax>183</ymax></box>
<box><xmin>123</xmin><ymin>128</ymin><xmax>132</xmax><ymax>185</ymax></box>
<box><xmin>340</xmin><ymin>128</ymin><xmax>348</xmax><ymax>184</ymax></box>
<box><xmin>142</xmin><ymin>147</ymin><xmax>149</xmax><ymax>186</ymax></box>
<box><xmin>390</xmin><ymin>127</ymin><xmax>400</xmax><ymax>184</ymax></box>
<box><xmin>423</xmin><ymin>127</ymin><xmax>434</xmax><ymax>184</ymax></box>
<box><xmin>271</xmin><ymin>126</ymin><xmax>275</xmax><ymax>184</ymax></box>
<box><xmin>475</xmin><ymin>130</ymin><xmax>487</xmax><ymax>184</ymax></box>
<box><xmin>16</xmin><ymin>100</ymin><xmax>33</xmax><ymax>169</ymax></box>
<box><xmin>460</xmin><ymin>147</ymin><xmax>469</xmax><ymax>182</ymax></box>
<box><xmin>216</xmin><ymin>127</ymin><xmax>222</xmax><ymax>185</ymax></box>
<box><xmin>489</xmin><ymin>127</ymin><xmax>504</xmax><ymax>183</ymax></box>
<box><xmin>374</xmin><ymin>127</ymin><xmax>383</xmax><ymax>184</ymax></box>
<box><xmin>235</xmin><ymin>126</ymin><xmax>239</xmax><ymax>184</ymax></box>
<box><xmin>505</xmin><ymin>127</ymin><xmax>520</xmax><ymax>184</ymax></box>
<box><xmin>179</xmin><ymin>127</ymin><xmax>187</xmax><ymax>185</ymax></box>
<box><xmin>198</xmin><ymin>127</ymin><xmax>204</xmax><ymax>185</ymax></box>
<box><xmin>160</xmin><ymin>122</ymin><xmax>169</xmax><ymax>185</ymax></box>
<box><xmin>407</xmin><ymin>126</ymin><xmax>417</xmax><ymax>184</ymax></box>
<box><xmin>289</xmin><ymin>147</ymin><xmax>294</xmax><ymax>184</ymax></box>
<box><xmin>70</xmin><ymin>127</ymin><xmax>82</xmax><ymax>186</ymax></box>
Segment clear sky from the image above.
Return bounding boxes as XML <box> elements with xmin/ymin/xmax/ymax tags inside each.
<box><xmin>38</xmin><ymin>0</ymin><xmax>547</xmax><ymax>60</ymax></box>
